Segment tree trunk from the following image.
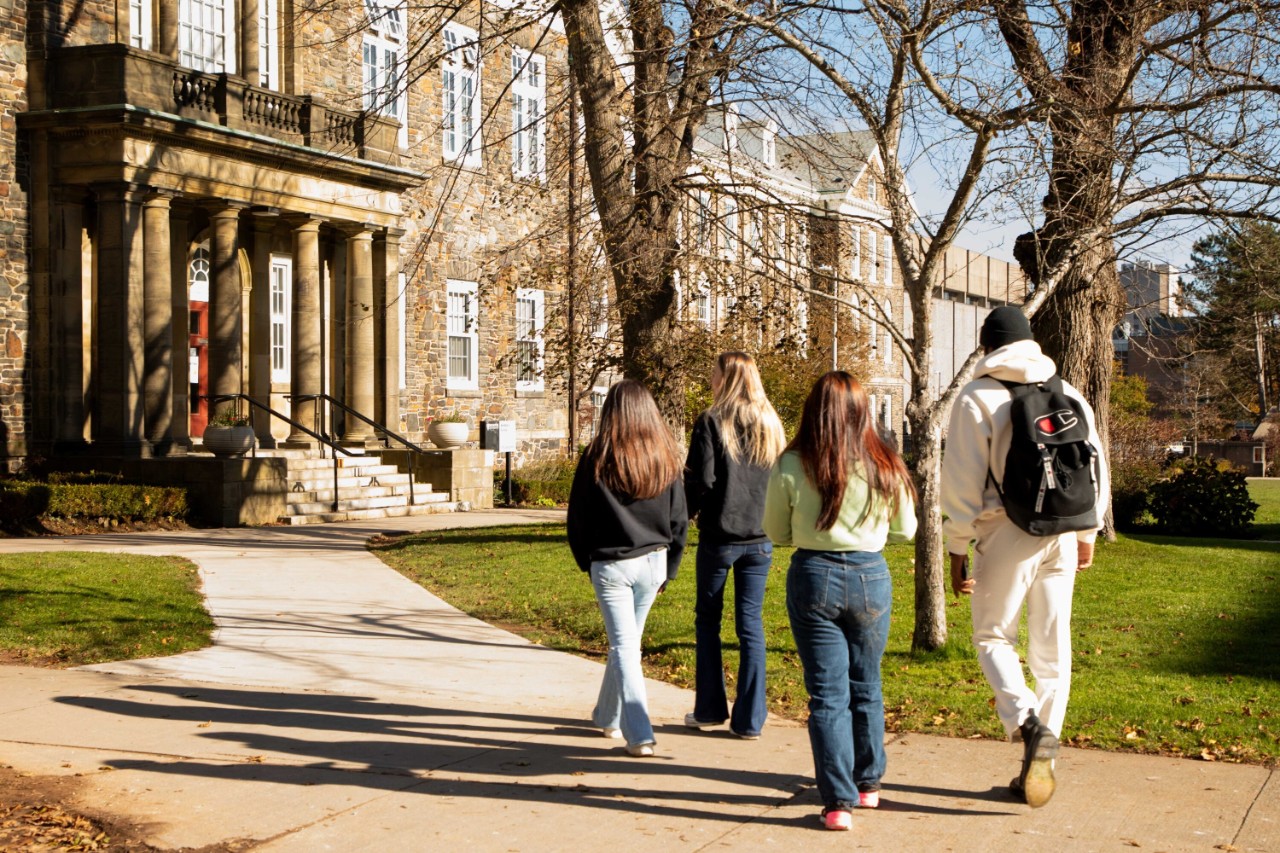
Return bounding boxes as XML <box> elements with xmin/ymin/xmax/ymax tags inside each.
<box><xmin>908</xmin><ymin>409</ymin><xmax>948</xmax><ymax>651</ymax></box>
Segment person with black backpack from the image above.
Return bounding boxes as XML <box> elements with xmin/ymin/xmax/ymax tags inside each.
<box><xmin>941</xmin><ymin>306</ymin><xmax>1110</xmax><ymax>809</ymax></box>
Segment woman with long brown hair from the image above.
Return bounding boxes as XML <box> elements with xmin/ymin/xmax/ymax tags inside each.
<box><xmin>684</xmin><ymin>352</ymin><xmax>786</xmax><ymax>739</ymax></box>
<box><xmin>763</xmin><ymin>372</ymin><xmax>917</xmax><ymax>830</ymax></box>
<box><xmin>567</xmin><ymin>379</ymin><xmax>688</xmax><ymax>757</ymax></box>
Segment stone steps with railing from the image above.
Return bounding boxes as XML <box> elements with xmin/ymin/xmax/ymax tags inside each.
<box><xmin>274</xmin><ymin>449</ymin><xmax>455</xmax><ymax>525</ymax></box>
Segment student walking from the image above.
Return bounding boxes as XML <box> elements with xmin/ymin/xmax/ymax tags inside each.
<box><xmin>941</xmin><ymin>306</ymin><xmax>1109</xmax><ymax>808</ymax></box>
<box><xmin>567</xmin><ymin>380</ymin><xmax>689</xmax><ymax>757</ymax></box>
<box><xmin>763</xmin><ymin>372</ymin><xmax>917</xmax><ymax>831</ymax></box>
<box><xmin>684</xmin><ymin>352</ymin><xmax>787</xmax><ymax>740</ymax></box>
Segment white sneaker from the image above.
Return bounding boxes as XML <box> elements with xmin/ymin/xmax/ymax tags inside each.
<box><xmin>601</xmin><ymin>727</ymin><xmax>622</xmax><ymax>739</ymax></box>
<box><xmin>626</xmin><ymin>742</ymin><xmax>655</xmax><ymax>757</ymax></box>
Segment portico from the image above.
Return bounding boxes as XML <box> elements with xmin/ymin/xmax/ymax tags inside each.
<box><xmin>20</xmin><ymin>45</ymin><xmax>417</xmax><ymax>458</ymax></box>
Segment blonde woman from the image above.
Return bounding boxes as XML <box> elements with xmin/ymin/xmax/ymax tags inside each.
<box><xmin>567</xmin><ymin>380</ymin><xmax>688</xmax><ymax>757</ymax></box>
<box><xmin>683</xmin><ymin>352</ymin><xmax>787</xmax><ymax>739</ymax></box>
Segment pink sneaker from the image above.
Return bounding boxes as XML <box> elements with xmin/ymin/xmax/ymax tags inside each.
<box><xmin>858</xmin><ymin>790</ymin><xmax>880</xmax><ymax>808</ymax></box>
<box><xmin>822</xmin><ymin>809</ymin><xmax>852</xmax><ymax>831</ymax></box>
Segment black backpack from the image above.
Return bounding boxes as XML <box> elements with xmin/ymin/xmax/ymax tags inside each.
<box><xmin>991</xmin><ymin>376</ymin><xmax>1100</xmax><ymax>536</ymax></box>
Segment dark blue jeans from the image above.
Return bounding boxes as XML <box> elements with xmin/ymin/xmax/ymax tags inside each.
<box><xmin>693</xmin><ymin>540</ymin><xmax>772</xmax><ymax>736</ymax></box>
<box><xmin>787</xmin><ymin>549</ymin><xmax>892</xmax><ymax>810</ymax></box>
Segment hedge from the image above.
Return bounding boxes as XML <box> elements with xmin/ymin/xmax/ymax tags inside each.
<box><xmin>0</xmin><ymin>480</ymin><xmax>190</xmax><ymax>525</ymax></box>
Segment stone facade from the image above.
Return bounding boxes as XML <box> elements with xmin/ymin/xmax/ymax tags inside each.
<box><xmin>0</xmin><ymin>0</ymin><xmax>28</xmax><ymax>465</ymax></box>
<box><xmin>3</xmin><ymin>0</ymin><xmax>574</xmax><ymax>477</ymax></box>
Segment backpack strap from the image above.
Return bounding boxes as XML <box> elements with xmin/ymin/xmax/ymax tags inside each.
<box><xmin>984</xmin><ymin>375</ymin><xmax>1061</xmax><ymax>498</ymax></box>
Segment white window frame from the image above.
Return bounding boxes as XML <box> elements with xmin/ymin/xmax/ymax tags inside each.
<box><xmin>511</xmin><ymin>49</ymin><xmax>546</xmax><ymax>182</ymax></box>
<box><xmin>881</xmin><ymin>395</ymin><xmax>893</xmax><ymax>434</ymax></box>
<box><xmin>851</xmin><ymin>226</ymin><xmax>862</xmax><ymax>280</ymax></box>
<box><xmin>1254</xmin><ymin>446</ymin><xmax>1265</xmax><ymax>465</ymax></box>
<box><xmin>746</xmin><ymin>209</ymin><xmax>763</xmax><ymax>266</ymax></box>
<box><xmin>363</xmin><ymin>0</ymin><xmax>406</xmax><ymax>147</ymax></box>
<box><xmin>867</xmin><ymin>174</ymin><xmax>878</xmax><ymax>203</ymax></box>
<box><xmin>866</xmin><ymin>230</ymin><xmax>877</xmax><ymax>282</ymax></box>
<box><xmin>446</xmin><ymin>279</ymin><xmax>479</xmax><ymax>390</ymax></box>
<box><xmin>258</xmin><ymin>0</ymin><xmax>278</xmax><ymax>88</ymax></box>
<box><xmin>590</xmin><ymin>287</ymin><xmax>609</xmax><ymax>339</ymax></box>
<box><xmin>695</xmin><ymin>277</ymin><xmax>713</xmax><ymax>327</ymax></box>
<box><xmin>881</xmin><ymin>298</ymin><xmax>893</xmax><ymax>363</ymax></box>
<box><xmin>179</xmin><ymin>0</ymin><xmax>234</xmax><ymax>73</ymax></box>
<box><xmin>515</xmin><ymin>287</ymin><xmax>545</xmax><ymax>391</ymax></box>
<box><xmin>443</xmin><ymin>24</ymin><xmax>482</xmax><ymax>167</ymax></box>
<box><xmin>694</xmin><ymin>190</ymin><xmax>714</xmax><ymax>255</ymax></box>
<box><xmin>130</xmin><ymin>0</ymin><xmax>152</xmax><ymax>49</ymax></box>
<box><xmin>883</xmin><ymin>235</ymin><xmax>894</xmax><ymax>286</ymax></box>
<box><xmin>269</xmin><ymin>254</ymin><xmax>291</xmax><ymax>384</ymax></box>
<box><xmin>722</xmin><ymin>196</ymin><xmax>739</xmax><ymax>261</ymax></box>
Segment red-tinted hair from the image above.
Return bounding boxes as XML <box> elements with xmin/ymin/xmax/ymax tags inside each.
<box><xmin>788</xmin><ymin>371</ymin><xmax>916</xmax><ymax>530</ymax></box>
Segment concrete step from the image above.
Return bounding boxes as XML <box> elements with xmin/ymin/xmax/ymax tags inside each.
<box><xmin>284</xmin><ymin>483</ymin><xmax>435</xmax><ymax>503</ymax></box>
<box><xmin>283</xmin><ymin>459</ymin><xmax>397</xmax><ymax>474</ymax></box>
<box><xmin>277</xmin><ymin>501</ymin><xmax>460</xmax><ymax>525</ymax></box>
<box><xmin>287</xmin><ymin>472</ymin><xmax>412</xmax><ymax>491</ymax></box>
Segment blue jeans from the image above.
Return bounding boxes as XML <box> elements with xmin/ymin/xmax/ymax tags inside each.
<box><xmin>590</xmin><ymin>549</ymin><xmax>667</xmax><ymax>747</ymax></box>
<box><xmin>693</xmin><ymin>540</ymin><xmax>772</xmax><ymax>736</ymax></box>
<box><xmin>786</xmin><ymin>549</ymin><xmax>892</xmax><ymax>810</ymax></box>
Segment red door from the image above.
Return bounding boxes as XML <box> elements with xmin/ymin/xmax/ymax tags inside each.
<box><xmin>189</xmin><ymin>300</ymin><xmax>210</xmax><ymax>436</ymax></box>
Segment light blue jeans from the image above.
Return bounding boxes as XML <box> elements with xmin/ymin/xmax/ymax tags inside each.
<box><xmin>787</xmin><ymin>549</ymin><xmax>892</xmax><ymax>811</ymax></box>
<box><xmin>590</xmin><ymin>549</ymin><xmax>667</xmax><ymax>747</ymax></box>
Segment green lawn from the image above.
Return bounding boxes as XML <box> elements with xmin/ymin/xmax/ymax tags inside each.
<box><xmin>1250</xmin><ymin>478</ymin><xmax>1280</xmax><ymax>539</ymax></box>
<box><xmin>373</xmin><ymin>524</ymin><xmax>1280</xmax><ymax>766</ymax></box>
<box><xmin>0</xmin><ymin>551</ymin><xmax>214</xmax><ymax>665</ymax></box>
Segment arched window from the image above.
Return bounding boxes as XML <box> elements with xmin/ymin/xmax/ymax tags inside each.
<box><xmin>189</xmin><ymin>244</ymin><xmax>211</xmax><ymax>302</ymax></box>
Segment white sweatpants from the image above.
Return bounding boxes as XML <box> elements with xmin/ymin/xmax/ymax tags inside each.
<box><xmin>970</xmin><ymin>516</ymin><xmax>1077</xmax><ymax>739</ymax></box>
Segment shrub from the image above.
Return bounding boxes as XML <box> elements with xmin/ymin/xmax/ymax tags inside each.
<box><xmin>1147</xmin><ymin>455</ymin><xmax>1259</xmax><ymax>536</ymax></box>
<box><xmin>0</xmin><ymin>480</ymin><xmax>190</xmax><ymax>526</ymax></box>
<box><xmin>498</xmin><ymin>456</ymin><xmax>577</xmax><ymax>506</ymax></box>
<box><xmin>1110</xmin><ymin>457</ymin><xmax>1162</xmax><ymax>531</ymax></box>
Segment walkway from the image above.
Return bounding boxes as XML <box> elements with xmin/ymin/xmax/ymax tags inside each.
<box><xmin>0</xmin><ymin>510</ymin><xmax>1275</xmax><ymax>851</ymax></box>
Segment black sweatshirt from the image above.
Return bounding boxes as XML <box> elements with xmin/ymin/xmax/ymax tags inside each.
<box><xmin>684</xmin><ymin>412</ymin><xmax>771</xmax><ymax>545</ymax></box>
<box><xmin>566</xmin><ymin>450</ymin><xmax>689</xmax><ymax>580</ymax></box>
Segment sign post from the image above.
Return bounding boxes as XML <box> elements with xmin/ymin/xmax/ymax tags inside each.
<box><xmin>482</xmin><ymin>420</ymin><xmax>517</xmax><ymax>505</ymax></box>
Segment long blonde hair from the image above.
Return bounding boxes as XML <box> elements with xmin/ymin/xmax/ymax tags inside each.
<box><xmin>589</xmin><ymin>379</ymin><xmax>684</xmax><ymax>499</ymax></box>
<box><xmin>708</xmin><ymin>351</ymin><xmax>786</xmax><ymax>468</ymax></box>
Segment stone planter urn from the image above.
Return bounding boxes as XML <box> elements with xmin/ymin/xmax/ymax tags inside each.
<box><xmin>427</xmin><ymin>421</ymin><xmax>469</xmax><ymax>449</ymax></box>
<box><xmin>203</xmin><ymin>425</ymin><xmax>256</xmax><ymax>458</ymax></box>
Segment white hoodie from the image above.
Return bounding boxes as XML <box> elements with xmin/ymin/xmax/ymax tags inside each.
<box><xmin>940</xmin><ymin>339</ymin><xmax>1110</xmax><ymax>555</ymax></box>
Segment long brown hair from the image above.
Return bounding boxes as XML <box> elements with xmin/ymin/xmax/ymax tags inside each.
<box><xmin>788</xmin><ymin>372</ymin><xmax>916</xmax><ymax>530</ymax></box>
<box><xmin>709</xmin><ymin>351</ymin><xmax>786</xmax><ymax>467</ymax></box>
<box><xmin>588</xmin><ymin>379</ymin><xmax>684</xmax><ymax>499</ymax></box>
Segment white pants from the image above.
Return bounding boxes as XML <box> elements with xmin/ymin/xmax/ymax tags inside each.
<box><xmin>970</xmin><ymin>516</ymin><xmax>1077</xmax><ymax>739</ymax></box>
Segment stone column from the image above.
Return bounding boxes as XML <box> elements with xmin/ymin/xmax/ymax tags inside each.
<box><xmin>240</xmin><ymin>0</ymin><xmax>260</xmax><ymax>83</ymax></box>
<box><xmin>286</xmin><ymin>217</ymin><xmax>322</xmax><ymax>446</ymax></box>
<box><xmin>169</xmin><ymin>205</ymin><xmax>191</xmax><ymax>451</ymax></box>
<box><xmin>342</xmin><ymin>226</ymin><xmax>376</xmax><ymax>444</ymax></box>
<box><xmin>142</xmin><ymin>191</ymin><xmax>175</xmax><ymax>452</ymax></box>
<box><xmin>51</xmin><ymin>190</ymin><xmax>87</xmax><ymax>450</ymax></box>
<box><xmin>249</xmin><ymin>211</ymin><xmax>277</xmax><ymax>444</ymax></box>
<box><xmin>208</xmin><ymin>206</ymin><xmax>244</xmax><ymax>423</ymax></box>
<box><xmin>93</xmin><ymin>183</ymin><xmax>149</xmax><ymax>456</ymax></box>
<box><xmin>158</xmin><ymin>0</ymin><xmax>179</xmax><ymax>58</ymax></box>
<box><xmin>375</xmin><ymin>228</ymin><xmax>403</xmax><ymax>435</ymax></box>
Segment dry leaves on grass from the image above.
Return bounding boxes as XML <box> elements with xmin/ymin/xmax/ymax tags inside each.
<box><xmin>0</xmin><ymin>801</ymin><xmax>112</xmax><ymax>851</ymax></box>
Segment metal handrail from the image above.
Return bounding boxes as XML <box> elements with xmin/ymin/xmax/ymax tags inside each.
<box><xmin>208</xmin><ymin>394</ymin><xmax>356</xmax><ymax>513</ymax></box>
<box><xmin>293</xmin><ymin>393</ymin><xmax>431</xmax><ymax>506</ymax></box>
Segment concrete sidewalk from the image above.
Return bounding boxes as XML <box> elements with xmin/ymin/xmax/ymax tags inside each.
<box><xmin>0</xmin><ymin>510</ymin><xmax>1275</xmax><ymax>852</ymax></box>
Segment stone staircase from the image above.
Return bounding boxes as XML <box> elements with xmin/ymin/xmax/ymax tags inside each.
<box><xmin>268</xmin><ymin>448</ymin><xmax>456</xmax><ymax>525</ymax></box>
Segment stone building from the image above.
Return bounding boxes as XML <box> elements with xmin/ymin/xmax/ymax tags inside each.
<box><xmin>2</xmin><ymin>0</ymin><xmax>574</xmax><ymax>519</ymax></box>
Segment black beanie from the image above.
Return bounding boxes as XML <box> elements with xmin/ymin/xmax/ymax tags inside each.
<box><xmin>980</xmin><ymin>306</ymin><xmax>1033</xmax><ymax>349</ymax></box>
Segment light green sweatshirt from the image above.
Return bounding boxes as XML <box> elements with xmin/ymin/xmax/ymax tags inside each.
<box><xmin>763</xmin><ymin>450</ymin><xmax>917</xmax><ymax>552</ymax></box>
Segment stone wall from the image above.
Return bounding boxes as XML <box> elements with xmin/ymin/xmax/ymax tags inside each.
<box><xmin>0</xmin><ymin>0</ymin><xmax>28</xmax><ymax>465</ymax></box>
